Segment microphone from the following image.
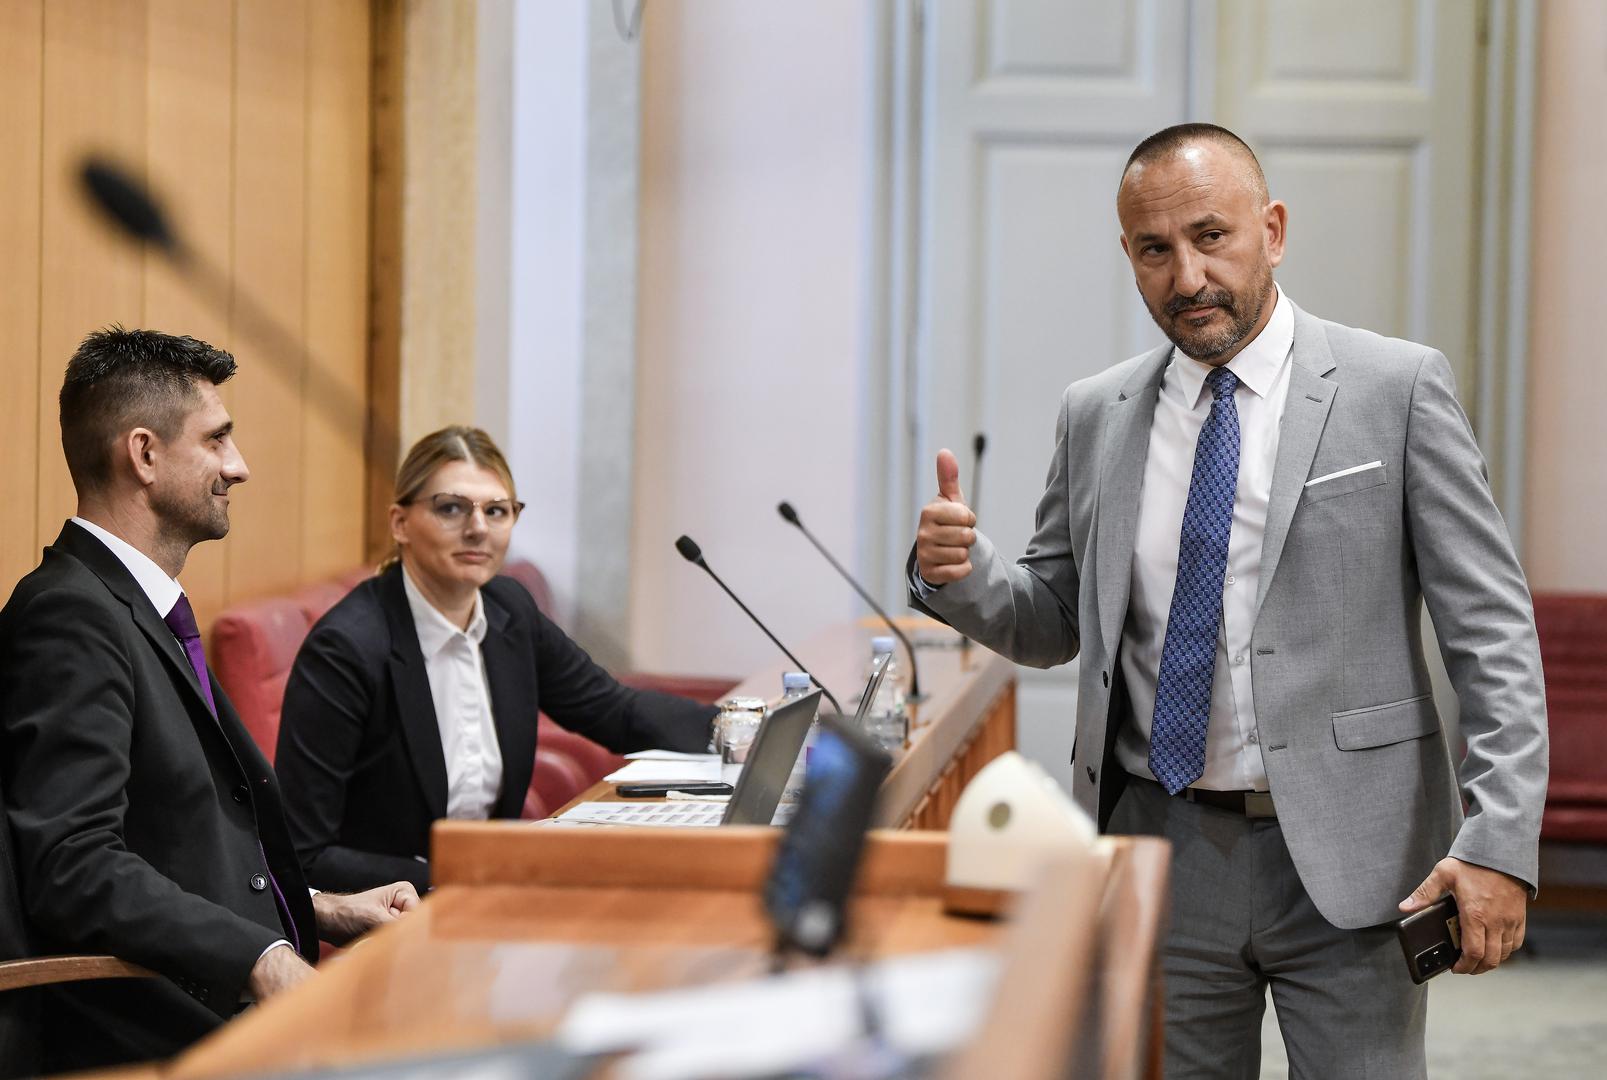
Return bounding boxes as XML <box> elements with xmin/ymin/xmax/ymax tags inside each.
<box><xmin>674</xmin><ymin>536</ymin><xmax>844</xmax><ymax>716</ymax></box>
<box><xmin>776</xmin><ymin>501</ymin><xmax>923</xmax><ymax>701</ymax></box>
<box><xmin>76</xmin><ymin>156</ymin><xmax>386</xmax><ymax>495</ymax></box>
<box><xmin>970</xmin><ymin>433</ymin><xmax>987</xmax><ymax>519</ymax></box>
<box><xmin>81</xmin><ymin>159</ymin><xmax>183</xmax><ymax>259</ymax></box>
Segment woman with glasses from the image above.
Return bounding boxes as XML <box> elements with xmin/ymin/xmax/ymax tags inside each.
<box><xmin>274</xmin><ymin>426</ymin><xmax>717</xmax><ymax>892</ymax></box>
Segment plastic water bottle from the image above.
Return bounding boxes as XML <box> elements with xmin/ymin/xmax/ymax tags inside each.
<box><xmin>864</xmin><ymin>636</ymin><xmax>908</xmax><ymax>751</ymax></box>
<box><xmin>781</xmin><ymin>671</ymin><xmax>814</xmax><ymax>799</ymax></box>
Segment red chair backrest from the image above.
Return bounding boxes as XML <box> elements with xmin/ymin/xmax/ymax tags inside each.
<box><xmin>1534</xmin><ymin>594</ymin><xmax>1607</xmax><ymax>807</ymax></box>
<box><xmin>211</xmin><ymin>596</ymin><xmax>324</xmax><ymax>764</ymax></box>
<box><xmin>522</xmin><ymin>748</ymin><xmax>591</xmax><ymax>820</ymax></box>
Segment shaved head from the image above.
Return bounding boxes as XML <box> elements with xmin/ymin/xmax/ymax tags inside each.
<box><xmin>1115</xmin><ymin>124</ymin><xmax>1286</xmax><ymax>365</ymax></box>
<box><xmin>1120</xmin><ymin>123</ymin><xmax>1268</xmax><ymax>207</ymax></box>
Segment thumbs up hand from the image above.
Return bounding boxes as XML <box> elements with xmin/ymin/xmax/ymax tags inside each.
<box><xmin>916</xmin><ymin>448</ymin><xmax>979</xmax><ymax>585</ymax></box>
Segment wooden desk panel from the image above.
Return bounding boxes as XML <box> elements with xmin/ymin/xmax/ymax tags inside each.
<box><xmin>170</xmin><ymin>827</ymin><xmax>1168</xmax><ymax>1080</ymax></box>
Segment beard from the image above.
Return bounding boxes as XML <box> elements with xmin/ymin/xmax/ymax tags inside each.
<box><xmin>152</xmin><ymin>481</ymin><xmax>232</xmax><ymax>547</ymax></box>
<box><xmin>1144</xmin><ymin>261</ymin><xmax>1275</xmax><ymax>362</ymax></box>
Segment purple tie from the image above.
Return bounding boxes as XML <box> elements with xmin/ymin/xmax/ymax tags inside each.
<box><xmin>164</xmin><ymin>595</ymin><xmax>301</xmax><ymax>953</ymax></box>
<box><xmin>162</xmin><ymin>594</ymin><xmax>217</xmax><ymax>717</ymax></box>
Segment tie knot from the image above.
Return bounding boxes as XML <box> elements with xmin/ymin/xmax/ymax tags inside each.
<box><xmin>1205</xmin><ymin>366</ymin><xmax>1238</xmax><ymax>399</ymax></box>
<box><xmin>164</xmin><ymin>594</ymin><xmax>200</xmax><ymax>641</ymax></box>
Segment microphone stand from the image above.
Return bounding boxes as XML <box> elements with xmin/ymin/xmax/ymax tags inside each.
<box><xmin>675</xmin><ymin>536</ymin><xmax>844</xmax><ymax>716</ymax></box>
<box><xmin>777</xmin><ymin>502</ymin><xmax>922</xmax><ymax>701</ymax></box>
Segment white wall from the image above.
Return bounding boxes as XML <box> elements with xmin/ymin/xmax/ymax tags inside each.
<box><xmin>495</xmin><ymin>1</ymin><xmax>588</xmax><ymax>627</ymax></box>
<box><xmin>1525</xmin><ymin>0</ymin><xmax>1607</xmax><ymax>591</ymax></box>
<box><xmin>631</xmin><ymin>1</ymin><xmax>875</xmax><ymax>677</ymax></box>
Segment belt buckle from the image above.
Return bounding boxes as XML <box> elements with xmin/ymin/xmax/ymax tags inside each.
<box><xmin>1244</xmin><ymin>791</ymin><xmax>1277</xmax><ymax>819</ymax></box>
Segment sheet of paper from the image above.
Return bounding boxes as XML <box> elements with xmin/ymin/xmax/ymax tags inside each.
<box><xmin>623</xmin><ymin>749</ymin><xmax>720</xmax><ymax>762</ymax></box>
<box><xmin>557</xmin><ymin>947</ymin><xmax>1001</xmax><ymax>1080</ymax></box>
<box><xmin>603</xmin><ymin>759</ymin><xmax>724</xmax><ymax>784</ymax></box>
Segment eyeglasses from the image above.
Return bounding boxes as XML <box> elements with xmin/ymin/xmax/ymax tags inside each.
<box><xmin>410</xmin><ymin>492</ymin><xmax>525</xmax><ymax>530</ymax></box>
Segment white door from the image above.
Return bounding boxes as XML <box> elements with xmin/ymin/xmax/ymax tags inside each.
<box><xmin>902</xmin><ymin>0</ymin><xmax>1190</xmax><ymax>792</ymax></box>
<box><xmin>1214</xmin><ymin>0</ymin><xmax>1480</xmax><ymax>385</ymax></box>
<box><xmin>893</xmin><ymin>0</ymin><xmax>1481</xmax><ymax>791</ymax></box>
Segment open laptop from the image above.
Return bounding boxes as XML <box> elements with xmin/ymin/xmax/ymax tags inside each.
<box><xmin>554</xmin><ymin>689</ymin><xmax>823</xmax><ymax>828</ymax></box>
<box><xmin>555</xmin><ymin>656</ymin><xmax>892</xmax><ymax>829</ymax></box>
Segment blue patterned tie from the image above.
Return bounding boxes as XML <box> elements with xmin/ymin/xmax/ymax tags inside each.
<box><xmin>1149</xmin><ymin>366</ymin><xmax>1240</xmax><ymax>794</ymax></box>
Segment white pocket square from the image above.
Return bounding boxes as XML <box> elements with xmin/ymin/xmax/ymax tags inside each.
<box><xmin>1305</xmin><ymin>460</ymin><xmax>1384</xmax><ymax>488</ymax></box>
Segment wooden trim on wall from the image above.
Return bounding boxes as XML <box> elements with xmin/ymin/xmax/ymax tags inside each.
<box><xmin>366</xmin><ymin>0</ymin><xmax>405</xmax><ymax>564</ymax></box>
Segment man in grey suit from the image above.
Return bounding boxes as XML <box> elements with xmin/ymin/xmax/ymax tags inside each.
<box><xmin>911</xmin><ymin>124</ymin><xmax>1547</xmax><ymax>1078</ymax></box>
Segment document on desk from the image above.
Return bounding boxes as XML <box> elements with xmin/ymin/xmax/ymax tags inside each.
<box><xmin>603</xmin><ymin>757</ymin><xmax>724</xmax><ymax>784</ymax></box>
<box><xmin>557</xmin><ymin>947</ymin><xmax>1001</xmax><ymax>1080</ymax></box>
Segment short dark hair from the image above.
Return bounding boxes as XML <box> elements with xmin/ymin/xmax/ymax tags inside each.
<box><xmin>1122</xmin><ymin>123</ymin><xmax>1268</xmax><ymax>203</ymax></box>
<box><xmin>59</xmin><ymin>326</ymin><xmax>237</xmax><ymax>494</ymax></box>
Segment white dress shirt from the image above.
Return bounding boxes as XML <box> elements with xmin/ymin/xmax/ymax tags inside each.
<box><xmin>69</xmin><ymin>516</ymin><xmax>296</xmax><ymax>969</ymax></box>
<box><xmin>1113</xmin><ymin>287</ymin><xmax>1295</xmax><ymax>791</ymax></box>
<box><xmin>401</xmin><ymin>568</ymin><xmax>504</xmax><ymax>819</ymax></box>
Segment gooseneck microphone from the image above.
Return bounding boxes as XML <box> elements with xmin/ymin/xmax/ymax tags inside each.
<box><xmin>77</xmin><ymin>156</ymin><xmax>380</xmax><ymax>465</ymax></box>
<box><xmin>776</xmin><ymin>501</ymin><xmax>922</xmax><ymax>701</ymax></box>
<box><xmin>674</xmin><ymin>536</ymin><xmax>844</xmax><ymax>716</ymax></box>
<box><xmin>970</xmin><ymin>433</ymin><xmax>987</xmax><ymax>520</ymax></box>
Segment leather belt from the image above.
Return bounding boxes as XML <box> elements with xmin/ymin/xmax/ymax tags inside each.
<box><xmin>1135</xmin><ymin>775</ymin><xmax>1277</xmax><ymax>819</ymax></box>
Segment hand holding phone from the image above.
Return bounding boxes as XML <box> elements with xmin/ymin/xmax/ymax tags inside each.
<box><xmin>615</xmin><ymin>781</ymin><xmax>733</xmax><ymax>798</ymax></box>
<box><xmin>1397</xmin><ymin>894</ymin><xmax>1461</xmax><ymax>984</ymax></box>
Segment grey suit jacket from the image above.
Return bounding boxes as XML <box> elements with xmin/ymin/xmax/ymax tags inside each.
<box><xmin>911</xmin><ymin>302</ymin><xmax>1549</xmax><ymax>929</ymax></box>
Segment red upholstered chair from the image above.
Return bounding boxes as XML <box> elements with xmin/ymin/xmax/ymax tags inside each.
<box><xmin>537</xmin><ymin>717</ymin><xmax>628</xmax><ymax>780</ymax></box>
<box><xmin>522</xmin><ymin>749</ymin><xmax>591</xmax><ymax>820</ymax></box>
<box><xmin>293</xmin><ymin>578</ymin><xmax>352</xmax><ymax>625</ymax></box>
<box><xmin>211</xmin><ymin>596</ymin><xmax>323</xmax><ymax>764</ymax></box>
<box><xmin>1534</xmin><ymin>595</ymin><xmax>1607</xmax><ymax>846</ymax></box>
<box><xmin>501</xmin><ymin>559</ymin><xmax>555</xmax><ymax>616</ymax></box>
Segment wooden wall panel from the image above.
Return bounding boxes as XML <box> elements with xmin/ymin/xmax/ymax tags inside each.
<box><xmin>144</xmin><ymin>0</ymin><xmax>234</xmax><ymax>621</ymax></box>
<box><xmin>303</xmin><ymin>0</ymin><xmax>373</xmax><ymax>583</ymax></box>
<box><xmin>0</xmin><ymin>0</ymin><xmax>377</xmax><ymax>628</ymax></box>
<box><xmin>227</xmin><ymin>0</ymin><xmax>311</xmax><ymax>602</ymax></box>
<box><xmin>0</xmin><ymin>1</ymin><xmax>44</xmax><ymax>593</ymax></box>
<box><xmin>36</xmin><ymin>0</ymin><xmax>149</xmax><ymax>551</ymax></box>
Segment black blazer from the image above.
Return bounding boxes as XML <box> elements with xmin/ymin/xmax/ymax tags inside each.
<box><xmin>275</xmin><ymin>565</ymin><xmax>716</xmax><ymax>893</ymax></box>
<box><xmin>0</xmin><ymin>523</ymin><xmax>318</xmax><ymax>1073</ymax></box>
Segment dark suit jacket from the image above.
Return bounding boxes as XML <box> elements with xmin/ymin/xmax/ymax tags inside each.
<box><xmin>275</xmin><ymin>565</ymin><xmax>717</xmax><ymax>893</ymax></box>
<box><xmin>0</xmin><ymin>522</ymin><xmax>318</xmax><ymax>1073</ymax></box>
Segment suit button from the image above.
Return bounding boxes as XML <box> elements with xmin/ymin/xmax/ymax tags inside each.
<box><xmin>249</xmin><ymin>874</ymin><xmax>267</xmax><ymax>892</ymax></box>
<box><xmin>1085</xmin><ymin>766</ymin><xmax>1097</xmax><ymax>784</ymax></box>
<box><xmin>1101</xmin><ymin>670</ymin><xmax>1109</xmax><ymax>688</ymax></box>
<box><xmin>233</xmin><ymin>784</ymin><xmax>248</xmax><ymax>804</ymax></box>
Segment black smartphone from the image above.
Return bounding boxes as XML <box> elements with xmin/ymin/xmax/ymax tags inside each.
<box><xmin>614</xmin><ymin>781</ymin><xmax>733</xmax><ymax>798</ymax></box>
<box><xmin>1396</xmin><ymin>894</ymin><xmax>1462</xmax><ymax>984</ymax></box>
<box><xmin>763</xmin><ymin>715</ymin><xmax>891</xmax><ymax>957</ymax></box>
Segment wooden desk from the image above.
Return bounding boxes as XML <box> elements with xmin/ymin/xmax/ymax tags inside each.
<box><xmin>561</xmin><ymin>621</ymin><xmax>1017</xmax><ymax>830</ymax></box>
<box><xmin>169</xmin><ymin>825</ymin><xmax>1168</xmax><ymax>1080</ymax></box>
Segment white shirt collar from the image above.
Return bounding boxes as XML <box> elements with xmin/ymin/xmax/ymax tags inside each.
<box><xmin>70</xmin><ymin>516</ymin><xmax>185</xmax><ymax>619</ymax></box>
<box><xmin>1168</xmin><ymin>285</ymin><xmax>1294</xmax><ymax>408</ymax></box>
<box><xmin>401</xmin><ymin>565</ymin><xmax>488</xmax><ymax>658</ymax></box>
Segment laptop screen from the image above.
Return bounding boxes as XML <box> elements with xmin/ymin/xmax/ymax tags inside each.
<box><xmin>722</xmin><ymin>689</ymin><xmax>822</xmax><ymax>825</ymax></box>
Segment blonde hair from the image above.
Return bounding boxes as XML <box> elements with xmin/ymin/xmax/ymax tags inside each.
<box><xmin>381</xmin><ymin>425</ymin><xmax>518</xmax><ymax>572</ymax></box>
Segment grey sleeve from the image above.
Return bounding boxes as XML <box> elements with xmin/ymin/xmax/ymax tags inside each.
<box><xmin>1404</xmin><ymin>349</ymin><xmax>1548</xmax><ymax>892</ymax></box>
<box><xmin>907</xmin><ymin>390</ymin><xmax>1083</xmax><ymax>669</ymax></box>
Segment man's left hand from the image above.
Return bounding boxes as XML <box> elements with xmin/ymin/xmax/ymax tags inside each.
<box><xmin>312</xmin><ymin>881</ymin><xmax>421</xmax><ymax>946</ymax></box>
<box><xmin>1399</xmin><ymin>857</ymin><xmax>1527</xmax><ymax>975</ymax></box>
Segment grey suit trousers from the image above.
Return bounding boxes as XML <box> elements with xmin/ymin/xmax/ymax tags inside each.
<box><xmin>1111</xmin><ymin>779</ymin><xmax>1427</xmax><ymax>1080</ymax></box>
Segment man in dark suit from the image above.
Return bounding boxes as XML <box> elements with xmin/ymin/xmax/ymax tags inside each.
<box><xmin>0</xmin><ymin>327</ymin><xmax>419</xmax><ymax>1073</ymax></box>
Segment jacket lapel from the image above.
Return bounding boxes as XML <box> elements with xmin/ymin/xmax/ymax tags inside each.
<box><xmin>1254</xmin><ymin>306</ymin><xmax>1337</xmax><ymax>620</ymax></box>
<box><xmin>377</xmin><ymin>568</ymin><xmax>450</xmax><ymax>820</ymax></box>
<box><xmin>1095</xmin><ymin>348</ymin><xmax>1170</xmax><ymax>660</ymax></box>
<box><xmin>55</xmin><ymin>523</ymin><xmax>231</xmax><ymax>741</ymax></box>
<box><xmin>481</xmin><ymin>591</ymin><xmax>537</xmax><ymax>819</ymax></box>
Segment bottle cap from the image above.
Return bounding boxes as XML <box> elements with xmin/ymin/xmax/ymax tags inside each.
<box><xmin>782</xmin><ymin>671</ymin><xmax>811</xmax><ymax>692</ymax></box>
<box><xmin>870</xmin><ymin>635</ymin><xmax>896</xmax><ymax>655</ymax></box>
